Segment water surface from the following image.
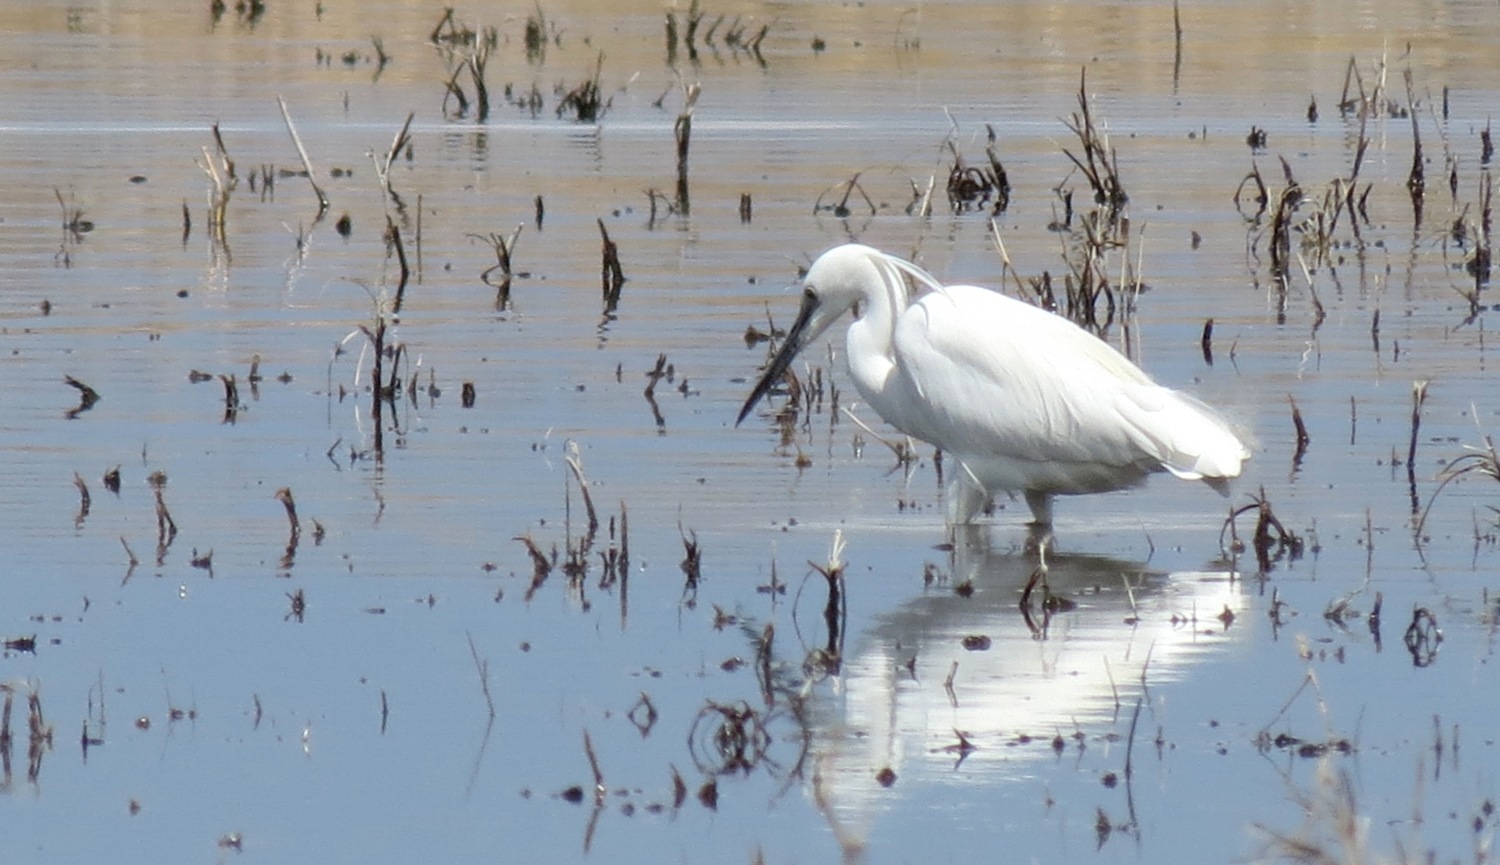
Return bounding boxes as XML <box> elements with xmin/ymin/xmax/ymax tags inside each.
<box><xmin>2</xmin><ymin>1</ymin><xmax>1499</xmax><ymax>863</ymax></box>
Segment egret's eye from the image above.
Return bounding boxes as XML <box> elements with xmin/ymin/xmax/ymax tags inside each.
<box><xmin>803</xmin><ymin>286</ymin><xmax>816</xmax><ymax>299</ymax></box>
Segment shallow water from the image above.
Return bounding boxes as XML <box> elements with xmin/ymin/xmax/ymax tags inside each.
<box><xmin>2</xmin><ymin>1</ymin><xmax>1499</xmax><ymax>862</ymax></box>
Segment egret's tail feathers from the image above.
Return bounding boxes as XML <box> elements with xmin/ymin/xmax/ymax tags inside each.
<box><xmin>1132</xmin><ymin>389</ymin><xmax>1251</xmax><ymax>482</ymax></box>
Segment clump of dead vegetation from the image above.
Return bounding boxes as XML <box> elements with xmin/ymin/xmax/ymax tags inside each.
<box><xmin>1220</xmin><ymin>488</ymin><xmax>1304</xmax><ymax>574</ymax></box>
<box><xmin>1237</xmin><ymin>53</ymin><xmax>1491</xmax><ymax>327</ymax></box>
<box><xmin>664</xmin><ymin>0</ymin><xmax>769</xmax><ymax>67</ymax></box>
<box><xmin>431</xmin><ymin>8</ymin><xmax>497</xmax><ymax>122</ymax></box>
<box><xmin>941</xmin><ymin>124</ymin><xmax>1010</xmax><ymax>216</ymax></box>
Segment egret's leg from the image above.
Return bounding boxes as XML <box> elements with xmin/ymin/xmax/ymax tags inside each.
<box><xmin>1021</xmin><ymin>491</ymin><xmax>1055</xmax><ymax>557</ymax></box>
<box><xmin>1023</xmin><ymin>520</ymin><xmax>1054</xmax><ymax>558</ymax></box>
<box><xmin>1023</xmin><ymin>490</ymin><xmax>1054</xmax><ymax>527</ymax></box>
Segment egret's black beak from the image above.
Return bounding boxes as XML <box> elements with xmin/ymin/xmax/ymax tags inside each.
<box><xmin>736</xmin><ymin>289</ymin><xmax>821</xmax><ymax>426</ymax></box>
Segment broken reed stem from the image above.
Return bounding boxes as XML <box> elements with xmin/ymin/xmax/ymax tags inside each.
<box><xmin>374</xmin><ymin>111</ymin><xmax>415</xmax><ymax>199</ymax></box>
<box><xmin>386</xmin><ymin>216</ymin><xmax>411</xmax><ymax>314</ymax></box>
<box><xmin>153</xmin><ymin>488</ymin><xmax>177</xmax><ymax>544</ymax></box>
<box><xmin>1268</xmin><ymin>159</ymin><xmax>1301</xmax><ymax>287</ymax></box>
<box><xmin>468</xmin><ymin>39</ymin><xmax>491</xmax><ymax>123</ymax></box>
<box><xmin>1407</xmin><ymin>381</ymin><xmax>1428</xmax><ymax>468</ymax></box>
<box><xmin>1405</xmin><ymin>68</ymin><xmax>1425</xmax><ymax>213</ymax></box>
<box><xmin>598</xmin><ymin>218</ymin><xmax>625</xmax><ymax>310</ymax></box>
<box><xmin>1123</xmin><ymin>695</ymin><xmax>1144</xmax><ymax>783</ymax></box>
<box><xmin>674</xmin><ymin>81</ymin><xmax>700</xmax><ymax>214</ymax></box>
<box><xmin>198</xmin><ymin>137</ymin><xmax>231</xmax><ymax>249</ymax></box>
<box><xmin>989</xmin><ymin>218</ymin><xmax>1033</xmax><ymax>298</ymax></box>
<box><xmin>72</xmin><ymin>472</ymin><xmax>91</xmax><ymax>525</ymax></box>
<box><xmin>582</xmin><ymin>730</ymin><xmax>606</xmax><ymax>809</ymax></box>
<box><xmin>275</xmin><ymin>487</ymin><xmax>300</xmax><ymax>545</ymax></box>
<box><xmin>618</xmin><ymin>501</ymin><xmax>630</xmax><ymax>573</ymax></box>
<box><xmin>563</xmin><ymin>444</ymin><xmax>600</xmax><ymax>539</ymax></box>
<box><xmin>358</xmin><ymin>308</ymin><xmax>388</xmax><ymax>459</ymax></box>
<box><xmin>218</xmin><ymin>373</ymin><xmax>239</xmax><ymax>422</ymax></box>
<box><xmin>1407</xmin><ymin>380</ymin><xmax>1429</xmax><ymax>514</ymax></box>
<box><xmin>276</xmin><ymin>95</ymin><xmax>329</xmax><ymax>215</ymax></box>
<box><xmin>1171</xmin><ymin>0</ymin><xmax>1183</xmax><ymax>87</ymax></box>
<box><xmin>1289</xmin><ymin>395</ymin><xmax>1311</xmax><ymax>465</ymax></box>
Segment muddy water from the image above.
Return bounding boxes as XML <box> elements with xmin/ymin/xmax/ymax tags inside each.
<box><xmin>3</xmin><ymin>1</ymin><xmax>1499</xmax><ymax>862</ymax></box>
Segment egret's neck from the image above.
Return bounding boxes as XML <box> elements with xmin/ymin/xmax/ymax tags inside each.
<box><xmin>845</xmin><ymin>303</ymin><xmax>898</xmax><ymax>405</ymax></box>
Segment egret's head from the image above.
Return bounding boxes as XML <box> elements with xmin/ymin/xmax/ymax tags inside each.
<box><xmin>736</xmin><ymin>244</ymin><xmax>883</xmax><ymax>426</ymax></box>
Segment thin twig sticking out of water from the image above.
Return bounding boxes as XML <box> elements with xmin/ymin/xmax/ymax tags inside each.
<box><xmin>371</xmin><ymin>111</ymin><xmax>414</xmax><ymax>208</ymax></box>
<box><xmin>989</xmin><ymin>221</ymin><xmax>1035</xmax><ymax>301</ymax></box>
<box><xmin>466</xmin><ymin>631</ymin><xmax>495</xmax><ymax>719</ymax></box>
<box><xmin>276</xmin><ymin>95</ymin><xmax>328</xmax><ymax>217</ymax></box>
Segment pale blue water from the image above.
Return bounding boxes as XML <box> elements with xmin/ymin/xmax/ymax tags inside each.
<box><xmin>2</xmin><ymin>1</ymin><xmax>1499</xmax><ymax>863</ymax></box>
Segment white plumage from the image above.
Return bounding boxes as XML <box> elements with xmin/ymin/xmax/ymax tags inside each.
<box><xmin>738</xmin><ymin>243</ymin><xmax>1250</xmax><ymax>527</ymax></box>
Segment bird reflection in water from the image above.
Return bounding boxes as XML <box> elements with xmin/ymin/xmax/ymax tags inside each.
<box><xmin>792</xmin><ymin>526</ymin><xmax>1245</xmax><ymax>861</ymax></box>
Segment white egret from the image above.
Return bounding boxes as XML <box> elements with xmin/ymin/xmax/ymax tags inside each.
<box><xmin>737</xmin><ymin>243</ymin><xmax>1250</xmax><ymax>528</ymax></box>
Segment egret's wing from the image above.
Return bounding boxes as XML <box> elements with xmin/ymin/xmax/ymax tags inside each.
<box><xmin>892</xmin><ymin>286</ymin><xmax>1244</xmax><ymax>478</ymax></box>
